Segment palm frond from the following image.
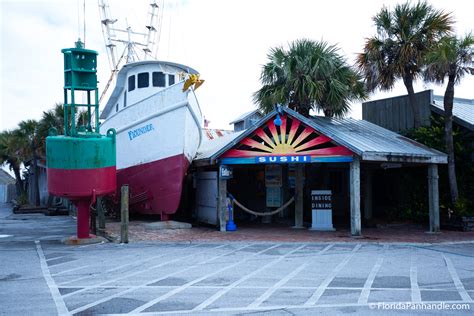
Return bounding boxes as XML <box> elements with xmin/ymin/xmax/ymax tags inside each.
<box><xmin>255</xmin><ymin>39</ymin><xmax>367</xmax><ymax>117</ymax></box>
<box><xmin>358</xmin><ymin>1</ymin><xmax>454</xmax><ymax>93</ymax></box>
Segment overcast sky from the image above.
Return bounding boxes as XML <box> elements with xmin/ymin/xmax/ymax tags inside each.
<box><xmin>1</xmin><ymin>0</ymin><xmax>473</xmax><ymax>132</ymax></box>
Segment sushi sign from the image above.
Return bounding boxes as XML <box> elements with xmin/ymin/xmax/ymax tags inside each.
<box><xmin>219</xmin><ymin>114</ymin><xmax>354</xmax><ymax>165</ymax></box>
<box><xmin>256</xmin><ymin>155</ymin><xmax>310</xmax><ymax>163</ymax></box>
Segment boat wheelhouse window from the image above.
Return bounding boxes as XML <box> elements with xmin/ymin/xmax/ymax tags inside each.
<box><xmin>116</xmin><ymin>104</ymin><xmax>118</xmax><ymax>112</ymax></box>
<box><xmin>124</xmin><ymin>91</ymin><xmax>127</xmax><ymax>107</ymax></box>
<box><xmin>128</xmin><ymin>75</ymin><xmax>135</xmax><ymax>92</ymax></box>
<box><xmin>152</xmin><ymin>72</ymin><xmax>166</xmax><ymax>87</ymax></box>
<box><xmin>168</xmin><ymin>74</ymin><xmax>175</xmax><ymax>86</ymax></box>
<box><xmin>137</xmin><ymin>72</ymin><xmax>149</xmax><ymax>88</ymax></box>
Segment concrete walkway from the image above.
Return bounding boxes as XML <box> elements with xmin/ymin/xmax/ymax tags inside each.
<box><xmin>105</xmin><ymin>221</ymin><xmax>474</xmax><ymax>244</ymax></box>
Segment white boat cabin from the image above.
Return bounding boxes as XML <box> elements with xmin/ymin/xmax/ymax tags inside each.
<box><xmin>100</xmin><ymin>60</ymin><xmax>199</xmax><ymax>120</ymax></box>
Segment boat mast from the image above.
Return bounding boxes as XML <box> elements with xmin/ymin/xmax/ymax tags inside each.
<box><xmin>98</xmin><ymin>0</ymin><xmax>163</xmax><ymax>102</ymax></box>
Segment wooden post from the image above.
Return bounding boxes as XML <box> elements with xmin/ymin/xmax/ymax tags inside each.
<box><xmin>363</xmin><ymin>170</ymin><xmax>373</xmax><ymax>220</ymax></box>
<box><xmin>218</xmin><ymin>174</ymin><xmax>227</xmax><ymax>232</ymax></box>
<box><xmin>428</xmin><ymin>164</ymin><xmax>440</xmax><ymax>233</ymax></box>
<box><xmin>97</xmin><ymin>196</ymin><xmax>106</xmax><ymax>235</ymax></box>
<box><xmin>350</xmin><ymin>158</ymin><xmax>361</xmax><ymax>236</ymax></box>
<box><xmin>120</xmin><ymin>185</ymin><xmax>129</xmax><ymax>243</ymax></box>
<box><xmin>293</xmin><ymin>164</ymin><xmax>304</xmax><ymax>229</ymax></box>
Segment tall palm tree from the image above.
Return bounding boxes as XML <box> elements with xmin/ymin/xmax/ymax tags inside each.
<box><xmin>357</xmin><ymin>1</ymin><xmax>453</xmax><ymax>127</ymax></box>
<box><xmin>254</xmin><ymin>39</ymin><xmax>366</xmax><ymax>118</ymax></box>
<box><xmin>0</xmin><ymin>131</ymin><xmax>25</xmax><ymax>195</ymax></box>
<box><xmin>423</xmin><ymin>33</ymin><xmax>474</xmax><ymax>205</ymax></box>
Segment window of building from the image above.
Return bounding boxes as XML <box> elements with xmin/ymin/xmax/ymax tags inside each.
<box><xmin>137</xmin><ymin>72</ymin><xmax>149</xmax><ymax>88</ymax></box>
<box><xmin>128</xmin><ymin>75</ymin><xmax>135</xmax><ymax>91</ymax></box>
<box><xmin>168</xmin><ymin>74</ymin><xmax>175</xmax><ymax>86</ymax></box>
<box><xmin>152</xmin><ymin>72</ymin><xmax>166</xmax><ymax>87</ymax></box>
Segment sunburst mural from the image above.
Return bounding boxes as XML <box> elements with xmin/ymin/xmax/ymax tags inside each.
<box><xmin>220</xmin><ymin>114</ymin><xmax>353</xmax><ymax>164</ymax></box>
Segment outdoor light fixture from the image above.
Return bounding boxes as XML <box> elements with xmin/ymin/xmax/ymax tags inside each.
<box><xmin>274</xmin><ymin>104</ymin><xmax>283</xmax><ymax>126</ymax></box>
<box><xmin>274</xmin><ymin>114</ymin><xmax>282</xmax><ymax>126</ymax></box>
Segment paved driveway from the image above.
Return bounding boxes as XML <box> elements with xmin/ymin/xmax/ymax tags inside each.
<box><xmin>1</xmin><ymin>241</ymin><xmax>471</xmax><ymax>315</ymax></box>
<box><xmin>1</xmin><ymin>203</ymin><xmax>473</xmax><ymax>315</ymax></box>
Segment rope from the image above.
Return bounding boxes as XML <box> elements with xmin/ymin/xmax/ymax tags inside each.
<box><xmin>229</xmin><ymin>194</ymin><xmax>295</xmax><ymax>217</ymax></box>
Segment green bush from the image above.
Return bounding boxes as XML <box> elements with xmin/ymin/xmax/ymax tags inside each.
<box><xmin>403</xmin><ymin>116</ymin><xmax>474</xmax><ymax>218</ymax></box>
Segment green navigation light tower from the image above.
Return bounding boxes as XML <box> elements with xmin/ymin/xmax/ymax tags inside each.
<box><xmin>46</xmin><ymin>40</ymin><xmax>117</xmax><ymax>240</ymax></box>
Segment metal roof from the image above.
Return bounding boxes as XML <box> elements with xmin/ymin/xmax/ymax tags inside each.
<box><xmin>195</xmin><ymin>131</ymin><xmax>244</xmax><ymax>162</ymax></box>
<box><xmin>202</xmin><ymin>128</ymin><xmax>234</xmax><ymax>141</ymax></box>
<box><xmin>195</xmin><ymin>107</ymin><xmax>447</xmax><ymax>165</ymax></box>
<box><xmin>306</xmin><ymin>115</ymin><xmax>447</xmax><ymax>163</ymax></box>
<box><xmin>228</xmin><ymin>109</ymin><xmax>262</xmax><ymax>125</ymax></box>
<box><xmin>0</xmin><ymin>169</ymin><xmax>15</xmax><ymax>184</ymax></box>
<box><xmin>431</xmin><ymin>96</ymin><xmax>474</xmax><ymax>131</ymax></box>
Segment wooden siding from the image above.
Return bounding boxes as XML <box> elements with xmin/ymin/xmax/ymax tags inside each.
<box><xmin>362</xmin><ymin>90</ymin><xmax>433</xmax><ymax>132</ymax></box>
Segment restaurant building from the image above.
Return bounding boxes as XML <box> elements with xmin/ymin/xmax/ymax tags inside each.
<box><xmin>192</xmin><ymin>107</ymin><xmax>447</xmax><ymax>236</ymax></box>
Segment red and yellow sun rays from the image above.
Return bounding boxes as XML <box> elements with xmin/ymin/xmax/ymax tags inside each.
<box><xmin>222</xmin><ymin>115</ymin><xmax>352</xmax><ymax>158</ymax></box>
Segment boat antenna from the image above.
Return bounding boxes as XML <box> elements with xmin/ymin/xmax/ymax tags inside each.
<box><xmin>77</xmin><ymin>0</ymin><xmax>81</xmax><ymax>41</ymax></box>
<box><xmin>97</xmin><ymin>0</ymin><xmax>163</xmax><ymax>103</ymax></box>
<box><xmin>83</xmin><ymin>0</ymin><xmax>86</xmax><ymax>46</ymax></box>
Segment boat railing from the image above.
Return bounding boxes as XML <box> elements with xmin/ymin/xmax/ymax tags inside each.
<box><xmin>104</xmin><ymin>81</ymin><xmax>189</xmax><ymax>124</ymax></box>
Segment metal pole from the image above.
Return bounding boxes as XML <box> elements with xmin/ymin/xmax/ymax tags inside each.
<box><xmin>76</xmin><ymin>199</ymin><xmax>90</xmax><ymax>239</ymax></box>
<box><xmin>71</xmin><ymin>88</ymin><xmax>76</xmax><ymax>136</ymax></box>
<box><xmin>95</xmin><ymin>88</ymin><xmax>100</xmax><ymax>133</ymax></box>
<box><xmin>120</xmin><ymin>185</ymin><xmax>129</xmax><ymax>243</ymax></box>
<box><xmin>87</xmin><ymin>90</ymin><xmax>92</xmax><ymax>131</ymax></box>
<box><xmin>63</xmin><ymin>89</ymin><xmax>69</xmax><ymax>135</ymax></box>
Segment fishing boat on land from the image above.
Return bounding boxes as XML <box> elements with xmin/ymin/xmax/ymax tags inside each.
<box><xmin>98</xmin><ymin>1</ymin><xmax>203</xmax><ymax>219</ymax></box>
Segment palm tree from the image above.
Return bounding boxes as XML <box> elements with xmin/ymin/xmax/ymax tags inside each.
<box><xmin>0</xmin><ymin>130</ymin><xmax>25</xmax><ymax>196</ymax></box>
<box><xmin>36</xmin><ymin>103</ymin><xmax>88</xmax><ymax>155</ymax></box>
<box><xmin>423</xmin><ymin>33</ymin><xmax>474</xmax><ymax>205</ymax></box>
<box><xmin>15</xmin><ymin>120</ymin><xmax>41</xmax><ymax>206</ymax></box>
<box><xmin>254</xmin><ymin>39</ymin><xmax>366</xmax><ymax>118</ymax></box>
<box><xmin>37</xmin><ymin>103</ymin><xmax>65</xmax><ymax>156</ymax></box>
<box><xmin>357</xmin><ymin>1</ymin><xmax>453</xmax><ymax>127</ymax></box>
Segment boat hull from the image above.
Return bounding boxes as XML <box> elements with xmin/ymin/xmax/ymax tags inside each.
<box><xmin>101</xmin><ymin>81</ymin><xmax>202</xmax><ymax>218</ymax></box>
<box><xmin>117</xmin><ymin>153</ymin><xmax>189</xmax><ymax>219</ymax></box>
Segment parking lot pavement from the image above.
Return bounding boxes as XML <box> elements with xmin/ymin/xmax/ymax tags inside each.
<box><xmin>0</xmin><ymin>203</ymin><xmax>76</xmax><ymax>242</ymax></box>
<box><xmin>1</xmin><ymin>203</ymin><xmax>473</xmax><ymax>315</ymax></box>
<box><xmin>1</xmin><ymin>241</ymin><xmax>468</xmax><ymax>315</ymax></box>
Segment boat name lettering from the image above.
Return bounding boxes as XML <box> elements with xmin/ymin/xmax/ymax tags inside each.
<box><xmin>128</xmin><ymin>124</ymin><xmax>155</xmax><ymax>140</ymax></box>
<box><xmin>256</xmin><ymin>155</ymin><xmax>310</xmax><ymax>163</ymax></box>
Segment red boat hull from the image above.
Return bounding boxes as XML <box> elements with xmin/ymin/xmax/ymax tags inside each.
<box><xmin>116</xmin><ymin>153</ymin><xmax>189</xmax><ymax>219</ymax></box>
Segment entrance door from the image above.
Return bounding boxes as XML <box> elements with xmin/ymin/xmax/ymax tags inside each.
<box><xmin>195</xmin><ymin>171</ymin><xmax>218</xmax><ymax>225</ymax></box>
